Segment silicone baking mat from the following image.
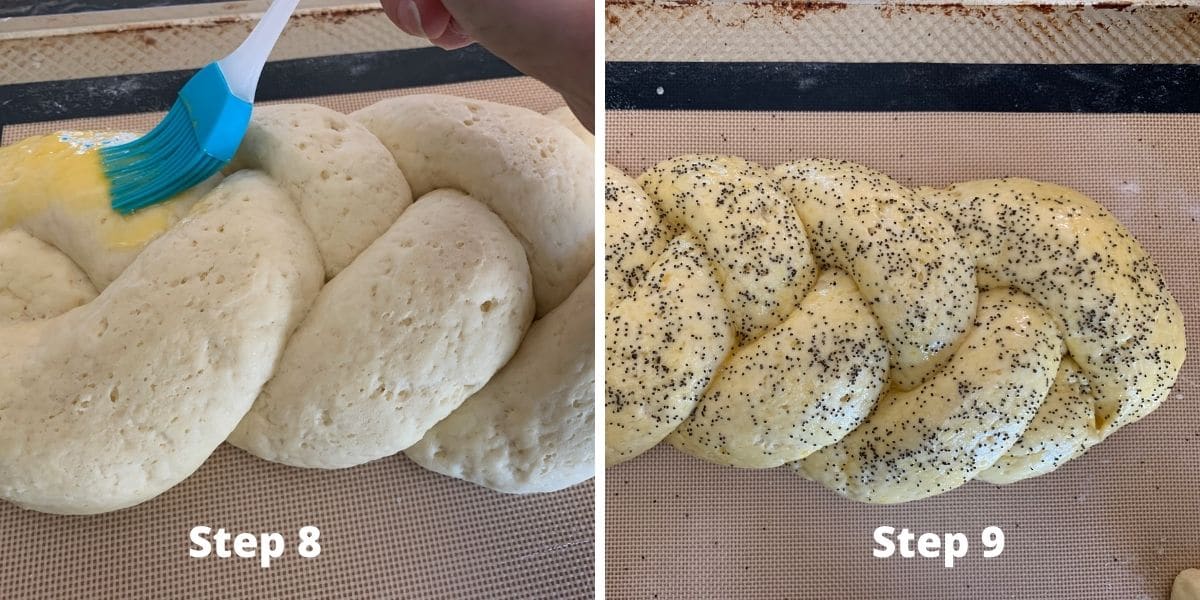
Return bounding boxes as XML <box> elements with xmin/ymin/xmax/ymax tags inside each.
<box><xmin>0</xmin><ymin>12</ymin><xmax>594</xmax><ymax>598</ymax></box>
<box><xmin>605</xmin><ymin>2</ymin><xmax>1200</xmax><ymax>599</ymax></box>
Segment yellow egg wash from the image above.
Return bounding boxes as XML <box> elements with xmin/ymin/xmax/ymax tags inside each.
<box><xmin>0</xmin><ymin>133</ymin><xmax>178</xmax><ymax>248</ymax></box>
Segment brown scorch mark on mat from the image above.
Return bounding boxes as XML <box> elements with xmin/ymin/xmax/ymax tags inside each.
<box><xmin>604</xmin><ymin>0</ymin><xmax>1190</xmax><ymax>31</ymax></box>
<box><xmin>14</xmin><ymin>5</ymin><xmax>377</xmax><ymax>41</ymax></box>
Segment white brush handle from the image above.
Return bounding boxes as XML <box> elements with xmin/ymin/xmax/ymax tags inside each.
<box><xmin>218</xmin><ymin>0</ymin><xmax>301</xmax><ymax>101</ymax></box>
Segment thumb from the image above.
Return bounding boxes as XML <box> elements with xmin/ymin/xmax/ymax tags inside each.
<box><xmin>438</xmin><ymin>0</ymin><xmax>594</xmax><ymax>131</ymax></box>
<box><xmin>380</xmin><ymin>0</ymin><xmax>473</xmax><ymax>50</ymax></box>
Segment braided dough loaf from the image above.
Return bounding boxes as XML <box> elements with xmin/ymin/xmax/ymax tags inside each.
<box><xmin>0</xmin><ymin>95</ymin><xmax>594</xmax><ymax>514</ymax></box>
<box><xmin>605</xmin><ymin>156</ymin><xmax>1185</xmax><ymax>504</ymax></box>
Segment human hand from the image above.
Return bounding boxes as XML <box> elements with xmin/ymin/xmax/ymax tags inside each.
<box><xmin>380</xmin><ymin>0</ymin><xmax>594</xmax><ymax>131</ymax></box>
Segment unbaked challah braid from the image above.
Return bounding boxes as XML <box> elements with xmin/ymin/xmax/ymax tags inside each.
<box><xmin>0</xmin><ymin>95</ymin><xmax>594</xmax><ymax>514</ymax></box>
<box><xmin>605</xmin><ymin>155</ymin><xmax>1185</xmax><ymax>504</ymax></box>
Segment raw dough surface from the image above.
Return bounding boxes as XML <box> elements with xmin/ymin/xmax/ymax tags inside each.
<box><xmin>1174</xmin><ymin>569</ymin><xmax>1200</xmax><ymax>600</ymax></box>
<box><xmin>0</xmin><ymin>97</ymin><xmax>595</xmax><ymax>512</ymax></box>
<box><xmin>228</xmin><ymin>190</ymin><xmax>534</xmax><ymax>469</ymax></box>
<box><xmin>0</xmin><ymin>172</ymin><xmax>322</xmax><ymax>514</ymax></box>
<box><xmin>407</xmin><ymin>270</ymin><xmax>595</xmax><ymax>493</ymax></box>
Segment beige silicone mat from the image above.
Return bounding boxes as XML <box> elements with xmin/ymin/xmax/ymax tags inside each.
<box><xmin>605</xmin><ymin>111</ymin><xmax>1200</xmax><ymax>599</ymax></box>
<box><xmin>0</xmin><ymin>3</ymin><xmax>424</xmax><ymax>85</ymax></box>
<box><xmin>0</xmin><ymin>77</ymin><xmax>595</xmax><ymax>599</ymax></box>
<box><xmin>604</xmin><ymin>2</ymin><xmax>1200</xmax><ymax>63</ymax></box>
<box><xmin>606</xmin><ymin>2</ymin><xmax>1200</xmax><ymax>597</ymax></box>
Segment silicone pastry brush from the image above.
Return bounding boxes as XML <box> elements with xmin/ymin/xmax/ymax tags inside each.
<box><xmin>101</xmin><ymin>0</ymin><xmax>300</xmax><ymax>214</ymax></box>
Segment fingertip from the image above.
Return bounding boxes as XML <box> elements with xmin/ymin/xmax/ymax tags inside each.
<box><xmin>432</xmin><ymin>19</ymin><xmax>474</xmax><ymax>50</ymax></box>
<box><xmin>380</xmin><ymin>0</ymin><xmax>473</xmax><ymax>50</ymax></box>
<box><xmin>380</xmin><ymin>0</ymin><xmax>423</xmax><ymax>37</ymax></box>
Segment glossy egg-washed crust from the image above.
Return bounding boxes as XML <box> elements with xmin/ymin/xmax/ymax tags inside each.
<box><xmin>605</xmin><ymin>156</ymin><xmax>1185</xmax><ymax>504</ymax></box>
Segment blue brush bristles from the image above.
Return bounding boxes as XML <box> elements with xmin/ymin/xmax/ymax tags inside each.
<box><xmin>101</xmin><ymin>62</ymin><xmax>252</xmax><ymax>214</ymax></box>
<box><xmin>101</xmin><ymin>100</ymin><xmax>225</xmax><ymax>214</ymax></box>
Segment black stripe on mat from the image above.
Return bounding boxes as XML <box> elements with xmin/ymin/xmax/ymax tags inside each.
<box><xmin>0</xmin><ymin>1</ymin><xmax>234</xmax><ymax>19</ymax></box>
<box><xmin>0</xmin><ymin>46</ymin><xmax>521</xmax><ymax>128</ymax></box>
<box><xmin>606</xmin><ymin>62</ymin><xmax>1200</xmax><ymax>113</ymax></box>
